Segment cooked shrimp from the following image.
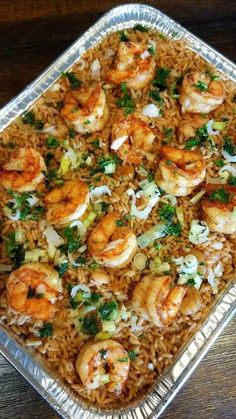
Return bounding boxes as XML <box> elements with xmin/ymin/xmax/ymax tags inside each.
<box><xmin>132</xmin><ymin>275</ymin><xmax>186</xmax><ymax>327</ymax></box>
<box><xmin>155</xmin><ymin>146</ymin><xmax>206</xmax><ymax>196</ymax></box>
<box><xmin>111</xmin><ymin>114</ymin><xmax>155</xmax><ymax>165</ymax></box>
<box><xmin>87</xmin><ymin>211</ymin><xmax>137</xmax><ymax>268</ymax></box>
<box><xmin>44</xmin><ymin>179</ymin><xmax>90</xmax><ymax>225</ymax></box>
<box><xmin>6</xmin><ymin>263</ymin><xmax>62</xmax><ymax>321</ymax></box>
<box><xmin>61</xmin><ymin>84</ymin><xmax>109</xmax><ymax>134</ymax></box>
<box><xmin>76</xmin><ymin>339</ymin><xmax>130</xmax><ymax>392</ymax></box>
<box><xmin>180</xmin><ymin>287</ymin><xmax>202</xmax><ymax>316</ymax></box>
<box><xmin>106</xmin><ymin>42</ymin><xmax>156</xmax><ymax>90</ymax></box>
<box><xmin>0</xmin><ymin>147</ymin><xmax>46</xmax><ymax>192</ymax></box>
<box><xmin>179</xmin><ymin>72</ymin><xmax>225</xmax><ymax>114</ymax></box>
<box><xmin>202</xmin><ymin>184</ymin><xmax>236</xmax><ymax>234</ymax></box>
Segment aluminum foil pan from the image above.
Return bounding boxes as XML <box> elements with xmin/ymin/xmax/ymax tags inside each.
<box><xmin>0</xmin><ymin>4</ymin><xmax>236</xmax><ymax>418</ymax></box>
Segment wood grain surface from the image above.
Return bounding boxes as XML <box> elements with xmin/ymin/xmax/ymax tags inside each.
<box><xmin>0</xmin><ymin>1</ymin><xmax>236</xmax><ymax>418</ymax></box>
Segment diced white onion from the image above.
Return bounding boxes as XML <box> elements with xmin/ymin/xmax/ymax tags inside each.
<box><xmin>142</xmin><ymin>103</ymin><xmax>161</xmax><ymax>118</ymax></box>
<box><xmin>91</xmin><ymin>58</ymin><xmax>101</xmax><ymax>79</ymax></box>
<box><xmin>189</xmin><ymin>190</ymin><xmax>206</xmax><ymax>204</ymax></box>
<box><xmin>127</xmin><ymin>188</ymin><xmax>160</xmax><ymax>220</ymax></box>
<box><xmin>3</xmin><ymin>206</ymin><xmax>21</xmax><ymax>221</ymax></box>
<box><xmin>131</xmin><ymin>315</ymin><xmax>143</xmax><ymax>332</ymax></box>
<box><xmin>137</xmin><ymin>222</ymin><xmax>166</xmax><ymax>248</ymax></box>
<box><xmin>70</xmin><ymin>220</ymin><xmax>87</xmax><ymax>236</ymax></box>
<box><xmin>222</xmin><ymin>147</ymin><xmax>236</xmax><ymax>163</ymax></box>
<box><xmin>137</xmin><ymin>166</ymin><xmax>149</xmax><ymax>177</ymax></box>
<box><xmin>206</xmin><ymin>119</ymin><xmax>219</xmax><ymax>136</ymax></box>
<box><xmin>27</xmin><ymin>195</ymin><xmax>39</xmax><ymax>206</ymax></box>
<box><xmin>102</xmin><ymin>320</ymin><xmax>116</xmax><ymax>333</ymax></box>
<box><xmin>188</xmin><ymin>220</ymin><xmax>209</xmax><ymax>245</ymax></box>
<box><xmin>104</xmin><ymin>162</ymin><xmax>116</xmax><ymax>174</ymax></box>
<box><xmin>176</xmin><ymin>207</ymin><xmax>184</xmax><ymax>226</ymax></box>
<box><xmin>110</xmin><ymin>135</ymin><xmax>128</xmax><ymax>151</ymax></box>
<box><xmin>161</xmin><ymin>194</ymin><xmax>177</xmax><ymax>206</ymax></box>
<box><xmin>148</xmin><ymin>363</ymin><xmax>155</xmax><ymax>371</ymax></box>
<box><xmin>68</xmin><ymin>252</ymin><xmax>84</xmax><ymax>267</ymax></box>
<box><xmin>41</xmin><ymin>125</ymin><xmax>57</xmax><ymax>134</ymax></box>
<box><xmin>71</xmin><ymin>284</ymin><xmax>91</xmax><ymax>299</ymax></box>
<box><xmin>133</xmin><ymin>253</ymin><xmax>147</xmax><ymax>271</ymax></box>
<box><xmin>43</xmin><ymin>226</ymin><xmax>64</xmax><ymax>247</ymax></box>
<box><xmin>90</xmin><ymin>185</ymin><xmax>112</xmax><ymax>199</ymax></box>
<box><xmin>140</xmin><ymin>50</ymin><xmax>150</xmax><ymax>59</ymax></box>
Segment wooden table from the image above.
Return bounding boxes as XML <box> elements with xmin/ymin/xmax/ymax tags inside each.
<box><xmin>0</xmin><ymin>1</ymin><xmax>235</xmax><ymax>418</ymax></box>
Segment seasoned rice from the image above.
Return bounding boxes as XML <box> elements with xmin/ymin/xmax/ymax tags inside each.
<box><xmin>0</xmin><ymin>26</ymin><xmax>235</xmax><ymax>410</ymax></box>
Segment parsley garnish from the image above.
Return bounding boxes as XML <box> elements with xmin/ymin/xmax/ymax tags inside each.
<box><xmin>169</xmin><ymin>75</ymin><xmax>183</xmax><ymax>99</ymax></box>
<box><xmin>21</xmin><ymin>111</ymin><xmax>44</xmax><ymax>130</ymax></box>
<box><xmin>152</xmin><ymin>68</ymin><xmax>170</xmax><ymax>91</ymax></box>
<box><xmin>208</xmin><ymin>187</ymin><xmax>229</xmax><ymax>203</ymax></box>
<box><xmin>148</xmin><ymin>88</ymin><xmax>164</xmax><ymax>105</ymax></box>
<box><xmin>116</xmin><ymin>83</ymin><xmax>135</xmax><ymax>116</ymax></box>
<box><xmin>185</xmin><ymin>124</ymin><xmax>211</xmax><ymax>150</ymax></box>
<box><xmin>223</xmin><ymin>136</ymin><xmax>235</xmax><ymax>156</ymax></box>
<box><xmin>46</xmin><ymin>135</ymin><xmax>60</xmax><ymax>148</ymax></box>
<box><xmin>99</xmin><ymin>349</ymin><xmax>108</xmax><ymax>359</ymax></box>
<box><xmin>82</xmin><ymin>315</ymin><xmax>100</xmax><ymax>336</ymax></box>
<box><xmin>186</xmin><ymin>278</ymin><xmax>196</xmax><ymax>287</ymax></box>
<box><xmin>119</xmin><ymin>30</ymin><xmax>129</xmax><ymax>42</ymax></box>
<box><xmin>7</xmin><ymin>190</ymin><xmax>44</xmax><ymax>221</ymax></box>
<box><xmin>147</xmin><ymin>45</ymin><xmax>156</xmax><ymax>56</ymax></box>
<box><xmin>159</xmin><ymin>203</ymin><xmax>176</xmax><ymax>222</ymax></box>
<box><xmin>214</xmin><ymin>159</ymin><xmax>224</xmax><ymax>168</ymax></box>
<box><xmin>163</xmin><ymin>127</ymin><xmax>173</xmax><ymax>139</ymax></box>
<box><xmin>56</xmin><ymin>260</ymin><xmax>69</xmax><ymax>277</ymax></box>
<box><xmin>39</xmin><ymin>322</ymin><xmax>53</xmax><ymax>338</ymax></box>
<box><xmin>91</xmin><ymin>138</ymin><xmax>100</xmax><ymax>148</ymax></box>
<box><xmin>205</xmin><ymin>70</ymin><xmax>219</xmax><ymax>81</ymax></box>
<box><xmin>6</xmin><ymin>232</ymin><xmax>25</xmax><ymax>269</ymax></box>
<box><xmin>97</xmin><ymin>153</ymin><xmax>121</xmax><ymax>172</ymax></box>
<box><xmin>61</xmin><ymin>226</ymin><xmax>81</xmax><ymax>253</ymax></box>
<box><xmin>133</xmin><ymin>24</ymin><xmax>148</xmax><ymax>32</ymax></box>
<box><xmin>98</xmin><ymin>301</ymin><xmax>118</xmax><ymax>321</ymax></box>
<box><xmin>193</xmin><ymin>80</ymin><xmax>208</xmax><ymax>92</ymax></box>
<box><xmin>165</xmin><ymin>222</ymin><xmax>181</xmax><ymax>236</ymax></box>
<box><xmin>62</xmin><ymin>71</ymin><xmax>81</xmax><ymax>89</ymax></box>
<box><xmin>228</xmin><ymin>176</ymin><xmax>236</xmax><ymax>186</ymax></box>
<box><xmin>88</xmin><ymin>261</ymin><xmax>99</xmax><ymax>270</ymax></box>
<box><xmin>56</xmin><ymin>100</ymin><xmax>64</xmax><ymax>110</ymax></box>
<box><xmin>128</xmin><ymin>350</ymin><xmax>137</xmax><ymax>360</ymax></box>
<box><xmin>68</xmin><ymin>128</ymin><xmax>76</xmax><ymax>138</ymax></box>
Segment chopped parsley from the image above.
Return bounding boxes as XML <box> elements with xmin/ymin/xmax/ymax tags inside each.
<box><xmin>39</xmin><ymin>322</ymin><xmax>53</xmax><ymax>338</ymax></box>
<box><xmin>147</xmin><ymin>45</ymin><xmax>156</xmax><ymax>56</ymax></box>
<box><xmin>163</xmin><ymin>127</ymin><xmax>173</xmax><ymax>139</ymax></box>
<box><xmin>81</xmin><ymin>315</ymin><xmax>100</xmax><ymax>336</ymax></box>
<box><xmin>185</xmin><ymin>124</ymin><xmax>212</xmax><ymax>150</ymax></box>
<box><xmin>159</xmin><ymin>203</ymin><xmax>176</xmax><ymax>223</ymax></box>
<box><xmin>119</xmin><ymin>30</ymin><xmax>129</xmax><ymax>42</ymax></box>
<box><xmin>6</xmin><ymin>190</ymin><xmax>44</xmax><ymax>221</ymax></box>
<box><xmin>62</xmin><ymin>71</ymin><xmax>82</xmax><ymax>89</ymax></box>
<box><xmin>88</xmin><ymin>261</ymin><xmax>99</xmax><ymax>270</ymax></box>
<box><xmin>46</xmin><ymin>135</ymin><xmax>60</xmax><ymax>148</ymax></box>
<box><xmin>56</xmin><ymin>100</ymin><xmax>64</xmax><ymax>110</ymax></box>
<box><xmin>169</xmin><ymin>75</ymin><xmax>183</xmax><ymax>99</ymax></box>
<box><xmin>193</xmin><ymin>80</ymin><xmax>208</xmax><ymax>92</ymax></box>
<box><xmin>98</xmin><ymin>301</ymin><xmax>118</xmax><ymax>321</ymax></box>
<box><xmin>186</xmin><ymin>278</ymin><xmax>196</xmax><ymax>287</ymax></box>
<box><xmin>158</xmin><ymin>204</ymin><xmax>181</xmax><ymax>236</ymax></box>
<box><xmin>91</xmin><ymin>138</ymin><xmax>100</xmax><ymax>148</ymax></box>
<box><xmin>205</xmin><ymin>70</ymin><xmax>219</xmax><ymax>81</ymax></box>
<box><xmin>133</xmin><ymin>24</ymin><xmax>148</xmax><ymax>32</ymax></box>
<box><xmin>208</xmin><ymin>187</ymin><xmax>230</xmax><ymax>203</ymax></box>
<box><xmin>152</xmin><ymin>68</ymin><xmax>170</xmax><ymax>91</ymax></box>
<box><xmin>68</xmin><ymin>128</ymin><xmax>76</xmax><ymax>138</ymax></box>
<box><xmin>56</xmin><ymin>260</ymin><xmax>69</xmax><ymax>277</ymax></box>
<box><xmin>45</xmin><ymin>151</ymin><xmax>54</xmax><ymax>166</ymax></box>
<box><xmin>148</xmin><ymin>88</ymin><xmax>164</xmax><ymax>105</ymax></box>
<box><xmin>97</xmin><ymin>153</ymin><xmax>121</xmax><ymax>173</ymax></box>
<box><xmin>128</xmin><ymin>350</ymin><xmax>137</xmax><ymax>360</ymax></box>
<box><xmin>21</xmin><ymin>111</ymin><xmax>44</xmax><ymax>130</ymax></box>
<box><xmin>214</xmin><ymin>159</ymin><xmax>224</xmax><ymax>168</ymax></box>
<box><xmin>99</xmin><ymin>349</ymin><xmax>108</xmax><ymax>359</ymax></box>
<box><xmin>84</xmin><ymin>119</ymin><xmax>91</xmax><ymax>125</ymax></box>
<box><xmin>116</xmin><ymin>83</ymin><xmax>135</xmax><ymax>116</ymax></box>
<box><xmin>61</xmin><ymin>226</ymin><xmax>81</xmax><ymax>254</ymax></box>
<box><xmin>223</xmin><ymin>136</ymin><xmax>235</xmax><ymax>156</ymax></box>
<box><xmin>228</xmin><ymin>176</ymin><xmax>236</xmax><ymax>186</ymax></box>
<box><xmin>6</xmin><ymin>232</ymin><xmax>25</xmax><ymax>268</ymax></box>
